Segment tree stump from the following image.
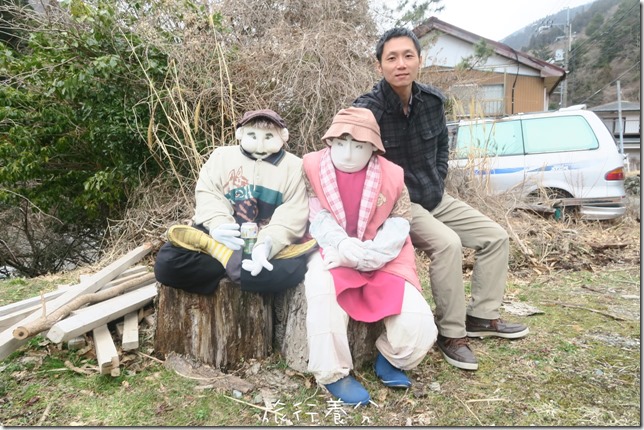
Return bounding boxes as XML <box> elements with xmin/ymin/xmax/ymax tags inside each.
<box><xmin>274</xmin><ymin>283</ymin><xmax>384</xmax><ymax>373</ymax></box>
<box><xmin>155</xmin><ymin>279</ymin><xmax>273</xmax><ymax>371</ymax></box>
<box><xmin>155</xmin><ymin>279</ymin><xmax>384</xmax><ymax>373</ymax></box>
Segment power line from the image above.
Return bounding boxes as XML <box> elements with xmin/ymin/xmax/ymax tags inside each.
<box><xmin>577</xmin><ymin>60</ymin><xmax>640</xmax><ymax>104</ymax></box>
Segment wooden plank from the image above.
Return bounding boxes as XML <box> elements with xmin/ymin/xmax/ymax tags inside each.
<box><xmin>0</xmin><ymin>243</ymin><xmax>153</xmax><ymax>361</ymax></box>
<box><xmin>121</xmin><ymin>311</ymin><xmax>139</xmax><ymax>351</ymax></box>
<box><xmin>92</xmin><ymin>324</ymin><xmax>119</xmax><ymax>376</ymax></box>
<box><xmin>0</xmin><ymin>289</ymin><xmax>66</xmax><ymax>318</ymax></box>
<box><xmin>0</xmin><ymin>303</ymin><xmax>44</xmax><ymax>333</ymax></box>
<box><xmin>46</xmin><ymin>284</ymin><xmax>157</xmax><ymax>344</ymax></box>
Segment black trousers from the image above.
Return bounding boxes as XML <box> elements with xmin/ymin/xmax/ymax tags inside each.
<box><xmin>153</xmin><ymin>224</ymin><xmax>308</xmax><ymax>295</ymax></box>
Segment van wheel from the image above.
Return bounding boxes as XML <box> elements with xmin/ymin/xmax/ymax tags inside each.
<box><xmin>527</xmin><ymin>188</ymin><xmax>577</xmax><ymax>221</ymax></box>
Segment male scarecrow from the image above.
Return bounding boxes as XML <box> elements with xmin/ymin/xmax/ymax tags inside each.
<box><xmin>154</xmin><ymin>109</ymin><xmax>315</xmax><ymax>294</ymax></box>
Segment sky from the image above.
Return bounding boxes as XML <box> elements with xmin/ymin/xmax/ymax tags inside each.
<box><xmin>419</xmin><ymin>0</ymin><xmax>597</xmax><ymax>41</ymax></box>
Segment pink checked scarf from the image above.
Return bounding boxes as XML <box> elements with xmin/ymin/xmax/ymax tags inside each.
<box><xmin>319</xmin><ymin>148</ymin><xmax>379</xmax><ymax>241</ymax></box>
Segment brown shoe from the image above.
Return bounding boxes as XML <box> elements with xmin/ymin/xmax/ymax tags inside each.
<box><xmin>436</xmin><ymin>335</ymin><xmax>478</xmax><ymax>370</ymax></box>
<box><xmin>466</xmin><ymin>315</ymin><xmax>529</xmax><ymax>339</ymax></box>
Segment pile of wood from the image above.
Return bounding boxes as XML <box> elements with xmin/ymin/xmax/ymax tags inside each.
<box><xmin>0</xmin><ymin>244</ymin><xmax>156</xmax><ymax>376</ymax></box>
<box><xmin>1</xmin><ymin>242</ymin><xmax>386</xmax><ymax>378</ymax></box>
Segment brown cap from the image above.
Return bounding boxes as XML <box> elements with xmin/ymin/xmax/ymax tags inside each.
<box><xmin>322</xmin><ymin>107</ymin><xmax>385</xmax><ymax>153</ymax></box>
<box><xmin>236</xmin><ymin>109</ymin><xmax>287</xmax><ymax>129</ymax></box>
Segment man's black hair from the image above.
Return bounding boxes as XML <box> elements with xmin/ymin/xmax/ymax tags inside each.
<box><xmin>375</xmin><ymin>27</ymin><xmax>421</xmax><ymax>62</ymax></box>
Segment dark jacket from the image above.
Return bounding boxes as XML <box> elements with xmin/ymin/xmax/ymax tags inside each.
<box><xmin>353</xmin><ymin>79</ymin><xmax>449</xmax><ymax>211</ymax></box>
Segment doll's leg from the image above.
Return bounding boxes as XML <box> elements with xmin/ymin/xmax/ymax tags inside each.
<box><xmin>304</xmin><ymin>252</ymin><xmax>352</xmax><ymax>384</ymax></box>
<box><xmin>153</xmin><ymin>241</ymin><xmax>226</xmax><ymax>294</ymax></box>
<box><xmin>305</xmin><ymin>252</ymin><xmax>370</xmax><ymax>405</ymax></box>
<box><xmin>374</xmin><ymin>282</ymin><xmax>437</xmax><ymax>386</ymax></box>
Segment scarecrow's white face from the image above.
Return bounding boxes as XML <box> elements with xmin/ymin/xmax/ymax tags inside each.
<box><xmin>329</xmin><ymin>134</ymin><xmax>376</xmax><ymax>173</ymax></box>
<box><xmin>236</xmin><ymin>124</ymin><xmax>287</xmax><ymax>160</ymax></box>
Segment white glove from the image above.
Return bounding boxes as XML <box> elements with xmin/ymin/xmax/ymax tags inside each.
<box><xmin>338</xmin><ymin>237</ymin><xmax>365</xmax><ymax>266</ymax></box>
<box><xmin>210</xmin><ymin>223</ymin><xmax>244</xmax><ymax>250</ymax></box>
<box><xmin>241</xmin><ymin>237</ymin><xmax>274</xmax><ymax>276</ymax></box>
<box><xmin>323</xmin><ymin>238</ymin><xmax>365</xmax><ymax>269</ymax></box>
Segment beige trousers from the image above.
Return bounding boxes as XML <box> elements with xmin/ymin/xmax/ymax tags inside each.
<box><xmin>410</xmin><ymin>193</ymin><xmax>510</xmax><ymax>338</ymax></box>
<box><xmin>305</xmin><ymin>252</ymin><xmax>437</xmax><ymax>385</ymax></box>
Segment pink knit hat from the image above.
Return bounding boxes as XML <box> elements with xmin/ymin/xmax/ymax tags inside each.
<box><xmin>322</xmin><ymin>107</ymin><xmax>385</xmax><ymax>153</ymax></box>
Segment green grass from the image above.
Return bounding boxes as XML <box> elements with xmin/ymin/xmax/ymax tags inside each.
<box><xmin>0</xmin><ymin>264</ymin><xmax>639</xmax><ymax>426</ymax></box>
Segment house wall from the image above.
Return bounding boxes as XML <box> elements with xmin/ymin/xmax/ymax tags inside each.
<box><xmin>422</xmin><ymin>68</ymin><xmax>550</xmax><ymax>117</ymax></box>
<box><xmin>595</xmin><ymin>111</ymin><xmax>640</xmax><ymax>135</ymax></box>
<box><xmin>592</xmin><ymin>110</ymin><xmax>641</xmax><ymax>172</ymax></box>
<box><xmin>419</xmin><ymin>32</ymin><xmax>551</xmax><ymax>117</ymax></box>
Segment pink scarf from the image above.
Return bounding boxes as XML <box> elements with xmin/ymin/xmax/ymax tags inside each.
<box><xmin>319</xmin><ymin>148</ymin><xmax>380</xmax><ymax>241</ymax></box>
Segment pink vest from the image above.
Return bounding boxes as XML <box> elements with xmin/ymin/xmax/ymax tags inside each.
<box><xmin>303</xmin><ymin>151</ymin><xmax>420</xmax><ymax>290</ymax></box>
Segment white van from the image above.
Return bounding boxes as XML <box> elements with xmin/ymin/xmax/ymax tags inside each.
<box><xmin>448</xmin><ymin>108</ymin><xmax>627</xmax><ymax>220</ymax></box>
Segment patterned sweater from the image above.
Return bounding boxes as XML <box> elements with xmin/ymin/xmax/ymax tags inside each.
<box><xmin>193</xmin><ymin>146</ymin><xmax>308</xmax><ymax>259</ymax></box>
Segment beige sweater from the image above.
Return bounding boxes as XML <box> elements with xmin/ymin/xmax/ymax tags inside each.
<box><xmin>193</xmin><ymin>146</ymin><xmax>308</xmax><ymax>258</ymax></box>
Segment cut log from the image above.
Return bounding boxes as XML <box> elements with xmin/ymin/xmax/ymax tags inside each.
<box><xmin>121</xmin><ymin>311</ymin><xmax>139</xmax><ymax>351</ymax></box>
<box><xmin>98</xmin><ymin>267</ymin><xmax>151</xmax><ymax>292</ymax></box>
<box><xmin>46</xmin><ymin>283</ymin><xmax>157</xmax><ymax>343</ymax></box>
<box><xmin>0</xmin><ymin>243</ymin><xmax>153</xmax><ymax>360</ymax></box>
<box><xmin>274</xmin><ymin>283</ymin><xmax>383</xmax><ymax>373</ymax></box>
<box><xmin>155</xmin><ymin>279</ymin><xmax>273</xmax><ymax>371</ymax></box>
<box><xmin>93</xmin><ymin>324</ymin><xmax>120</xmax><ymax>376</ymax></box>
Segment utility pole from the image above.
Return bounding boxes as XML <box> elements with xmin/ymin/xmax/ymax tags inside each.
<box><xmin>561</xmin><ymin>7</ymin><xmax>571</xmax><ymax>108</ymax></box>
<box><xmin>616</xmin><ymin>80</ymin><xmax>624</xmax><ymax>156</ymax></box>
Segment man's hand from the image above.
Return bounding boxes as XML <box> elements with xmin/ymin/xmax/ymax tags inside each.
<box><xmin>210</xmin><ymin>223</ymin><xmax>244</xmax><ymax>250</ymax></box>
<box><xmin>242</xmin><ymin>237</ymin><xmax>274</xmax><ymax>276</ymax></box>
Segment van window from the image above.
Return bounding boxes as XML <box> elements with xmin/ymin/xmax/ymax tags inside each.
<box><xmin>522</xmin><ymin>115</ymin><xmax>599</xmax><ymax>154</ymax></box>
<box><xmin>453</xmin><ymin>120</ymin><xmax>523</xmax><ymax>158</ymax></box>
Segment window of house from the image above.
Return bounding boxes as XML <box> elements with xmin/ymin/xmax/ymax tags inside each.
<box><xmin>450</xmin><ymin>84</ymin><xmax>505</xmax><ymax>117</ymax></box>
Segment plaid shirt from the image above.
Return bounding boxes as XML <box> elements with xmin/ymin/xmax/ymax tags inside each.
<box><xmin>353</xmin><ymin>79</ymin><xmax>449</xmax><ymax>211</ymax></box>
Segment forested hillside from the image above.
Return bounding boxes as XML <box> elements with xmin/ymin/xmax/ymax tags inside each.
<box><xmin>503</xmin><ymin>0</ymin><xmax>640</xmax><ymax>106</ymax></box>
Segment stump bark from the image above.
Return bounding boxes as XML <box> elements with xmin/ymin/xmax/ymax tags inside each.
<box><xmin>274</xmin><ymin>283</ymin><xmax>383</xmax><ymax>373</ymax></box>
<box><xmin>155</xmin><ymin>279</ymin><xmax>273</xmax><ymax>371</ymax></box>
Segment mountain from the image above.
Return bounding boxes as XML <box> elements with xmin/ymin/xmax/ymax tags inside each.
<box><xmin>501</xmin><ymin>0</ymin><xmax>640</xmax><ymax>107</ymax></box>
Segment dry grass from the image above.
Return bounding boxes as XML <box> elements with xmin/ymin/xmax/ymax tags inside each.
<box><xmin>0</xmin><ymin>236</ymin><xmax>639</xmax><ymax>426</ymax></box>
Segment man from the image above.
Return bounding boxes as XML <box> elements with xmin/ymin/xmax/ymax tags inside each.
<box><xmin>154</xmin><ymin>109</ymin><xmax>314</xmax><ymax>294</ymax></box>
<box><xmin>303</xmin><ymin>107</ymin><xmax>437</xmax><ymax>406</ymax></box>
<box><xmin>353</xmin><ymin>28</ymin><xmax>528</xmax><ymax>371</ymax></box>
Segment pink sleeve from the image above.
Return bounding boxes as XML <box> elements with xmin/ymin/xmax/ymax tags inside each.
<box><xmin>308</xmin><ymin>197</ymin><xmax>322</xmax><ymax>223</ymax></box>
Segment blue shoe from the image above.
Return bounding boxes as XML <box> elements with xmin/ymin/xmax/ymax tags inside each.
<box><xmin>324</xmin><ymin>375</ymin><xmax>371</xmax><ymax>406</ymax></box>
<box><xmin>374</xmin><ymin>352</ymin><xmax>411</xmax><ymax>388</ymax></box>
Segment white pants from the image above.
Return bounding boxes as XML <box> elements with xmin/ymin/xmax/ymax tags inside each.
<box><xmin>305</xmin><ymin>252</ymin><xmax>438</xmax><ymax>385</ymax></box>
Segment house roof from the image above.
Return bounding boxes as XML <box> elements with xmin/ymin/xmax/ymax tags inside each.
<box><xmin>590</xmin><ymin>101</ymin><xmax>640</xmax><ymax>112</ymax></box>
<box><xmin>413</xmin><ymin>17</ymin><xmax>566</xmax><ymax>94</ymax></box>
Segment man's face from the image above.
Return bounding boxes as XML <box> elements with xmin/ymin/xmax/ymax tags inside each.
<box><xmin>329</xmin><ymin>135</ymin><xmax>376</xmax><ymax>173</ymax></box>
<box><xmin>238</xmin><ymin>125</ymin><xmax>285</xmax><ymax>160</ymax></box>
<box><xmin>377</xmin><ymin>36</ymin><xmax>421</xmax><ymax>90</ymax></box>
